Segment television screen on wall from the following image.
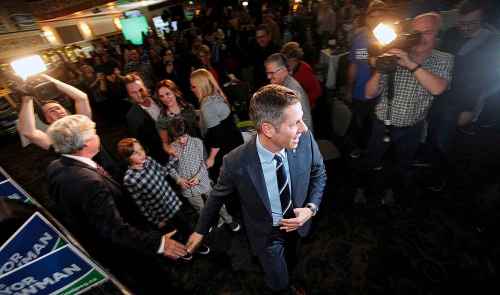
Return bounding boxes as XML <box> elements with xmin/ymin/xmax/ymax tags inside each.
<box><xmin>120</xmin><ymin>16</ymin><xmax>148</xmax><ymax>45</ymax></box>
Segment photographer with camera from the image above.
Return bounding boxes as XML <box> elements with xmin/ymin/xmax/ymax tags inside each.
<box><xmin>17</xmin><ymin>74</ymin><xmax>122</xmax><ymax>180</ymax></box>
<box><xmin>17</xmin><ymin>74</ymin><xmax>91</xmax><ymax>150</ymax></box>
<box><xmin>356</xmin><ymin>12</ymin><xmax>454</xmax><ymax>206</ymax></box>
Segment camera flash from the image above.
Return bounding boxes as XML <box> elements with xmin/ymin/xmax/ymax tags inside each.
<box><xmin>11</xmin><ymin>55</ymin><xmax>47</xmax><ymax>80</ymax></box>
<box><xmin>373</xmin><ymin>23</ymin><xmax>397</xmax><ymax>46</ymax></box>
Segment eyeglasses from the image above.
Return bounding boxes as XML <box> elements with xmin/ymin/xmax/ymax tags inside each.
<box><xmin>266</xmin><ymin>67</ymin><xmax>284</xmax><ymax>76</ymax></box>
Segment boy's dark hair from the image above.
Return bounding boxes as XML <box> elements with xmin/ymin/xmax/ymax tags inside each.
<box><xmin>117</xmin><ymin>138</ymin><xmax>140</xmax><ymax>161</ymax></box>
<box><xmin>166</xmin><ymin>117</ymin><xmax>187</xmax><ymax>142</ymax></box>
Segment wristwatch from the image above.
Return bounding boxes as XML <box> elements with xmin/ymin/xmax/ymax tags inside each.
<box><xmin>305</xmin><ymin>203</ymin><xmax>318</xmax><ymax>216</ymax></box>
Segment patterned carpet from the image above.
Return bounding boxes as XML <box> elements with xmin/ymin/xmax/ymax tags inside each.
<box><xmin>1</xmin><ymin>122</ymin><xmax>499</xmax><ymax>295</ymax></box>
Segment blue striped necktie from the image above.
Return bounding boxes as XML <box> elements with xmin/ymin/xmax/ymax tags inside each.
<box><xmin>274</xmin><ymin>154</ymin><xmax>294</xmax><ymax>219</ymax></box>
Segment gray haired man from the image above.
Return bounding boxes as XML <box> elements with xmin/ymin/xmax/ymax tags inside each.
<box><xmin>46</xmin><ymin>115</ymin><xmax>189</xmax><ymax>259</ymax></box>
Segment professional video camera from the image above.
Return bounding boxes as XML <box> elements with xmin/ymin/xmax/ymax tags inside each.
<box><xmin>366</xmin><ymin>18</ymin><xmax>422</xmax><ymax>143</ymax></box>
<box><xmin>368</xmin><ymin>19</ymin><xmax>421</xmax><ymax>73</ymax></box>
<box><xmin>10</xmin><ymin>55</ymin><xmax>61</xmax><ymax>101</ymax></box>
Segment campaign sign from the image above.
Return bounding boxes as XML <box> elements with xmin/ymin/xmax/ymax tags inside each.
<box><xmin>0</xmin><ymin>245</ymin><xmax>107</xmax><ymax>295</ymax></box>
<box><xmin>0</xmin><ymin>167</ymin><xmax>9</xmax><ymax>182</ymax></box>
<box><xmin>0</xmin><ymin>181</ymin><xmax>32</xmax><ymax>204</ymax></box>
<box><xmin>0</xmin><ymin>212</ymin><xmax>67</xmax><ymax>276</ymax></box>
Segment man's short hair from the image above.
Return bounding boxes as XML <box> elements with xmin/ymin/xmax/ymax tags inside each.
<box><xmin>265</xmin><ymin>53</ymin><xmax>288</xmax><ymax>68</ymax></box>
<box><xmin>47</xmin><ymin>114</ymin><xmax>96</xmax><ymax>154</ymax></box>
<box><xmin>36</xmin><ymin>100</ymin><xmax>62</xmax><ymax>124</ymax></box>
<box><xmin>413</xmin><ymin>12</ymin><xmax>442</xmax><ymax>30</ymax></box>
<box><xmin>280</xmin><ymin>42</ymin><xmax>304</xmax><ymax>60</ymax></box>
<box><xmin>123</xmin><ymin>73</ymin><xmax>143</xmax><ymax>86</ymax></box>
<box><xmin>458</xmin><ymin>0</ymin><xmax>484</xmax><ymax>15</ymax></box>
<box><xmin>256</xmin><ymin>24</ymin><xmax>271</xmax><ymax>35</ymax></box>
<box><xmin>250</xmin><ymin>84</ymin><xmax>300</xmax><ymax>131</ymax></box>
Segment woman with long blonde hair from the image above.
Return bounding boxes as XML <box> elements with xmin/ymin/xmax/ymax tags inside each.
<box><xmin>190</xmin><ymin>69</ymin><xmax>243</xmax><ymax>180</ymax></box>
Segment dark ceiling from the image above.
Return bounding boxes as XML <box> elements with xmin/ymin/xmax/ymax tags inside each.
<box><xmin>5</xmin><ymin>0</ymin><xmax>115</xmax><ymax>20</ymax></box>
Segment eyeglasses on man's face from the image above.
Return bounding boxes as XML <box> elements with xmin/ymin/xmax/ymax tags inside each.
<box><xmin>266</xmin><ymin>67</ymin><xmax>285</xmax><ymax>76</ymax></box>
<box><xmin>457</xmin><ymin>20</ymin><xmax>480</xmax><ymax>28</ymax></box>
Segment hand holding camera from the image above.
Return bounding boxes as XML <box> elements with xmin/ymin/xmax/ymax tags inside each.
<box><xmin>385</xmin><ymin>49</ymin><xmax>418</xmax><ymax>70</ymax></box>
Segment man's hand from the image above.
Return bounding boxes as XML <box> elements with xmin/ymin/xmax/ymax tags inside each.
<box><xmin>279</xmin><ymin>208</ymin><xmax>313</xmax><ymax>232</ymax></box>
<box><xmin>186</xmin><ymin>232</ymin><xmax>204</xmax><ymax>254</ymax></box>
<box><xmin>457</xmin><ymin>111</ymin><xmax>474</xmax><ymax>127</ymax></box>
<box><xmin>386</xmin><ymin>49</ymin><xmax>418</xmax><ymax>70</ymax></box>
<box><xmin>162</xmin><ymin>230</ymin><xmax>188</xmax><ymax>260</ymax></box>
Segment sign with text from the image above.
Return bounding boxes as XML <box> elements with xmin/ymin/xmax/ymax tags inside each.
<box><xmin>0</xmin><ymin>181</ymin><xmax>32</xmax><ymax>204</ymax></box>
<box><xmin>0</xmin><ymin>168</ymin><xmax>32</xmax><ymax>204</ymax></box>
<box><xmin>0</xmin><ymin>212</ymin><xmax>67</xmax><ymax>275</ymax></box>
<box><xmin>0</xmin><ymin>245</ymin><xmax>107</xmax><ymax>295</ymax></box>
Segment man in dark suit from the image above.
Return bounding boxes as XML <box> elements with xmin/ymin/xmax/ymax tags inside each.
<box><xmin>187</xmin><ymin>85</ymin><xmax>327</xmax><ymax>293</ymax></box>
<box><xmin>124</xmin><ymin>74</ymin><xmax>168</xmax><ymax>164</ymax></box>
<box><xmin>46</xmin><ymin>114</ymin><xmax>188</xmax><ymax>293</ymax></box>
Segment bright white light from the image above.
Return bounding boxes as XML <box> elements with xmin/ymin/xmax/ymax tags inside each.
<box><xmin>79</xmin><ymin>22</ymin><xmax>92</xmax><ymax>38</ymax></box>
<box><xmin>373</xmin><ymin>23</ymin><xmax>397</xmax><ymax>46</ymax></box>
<box><xmin>113</xmin><ymin>17</ymin><xmax>122</xmax><ymax>30</ymax></box>
<box><xmin>11</xmin><ymin>55</ymin><xmax>47</xmax><ymax>80</ymax></box>
<box><xmin>242</xmin><ymin>1</ymin><xmax>248</xmax><ymax>7</ymax></box>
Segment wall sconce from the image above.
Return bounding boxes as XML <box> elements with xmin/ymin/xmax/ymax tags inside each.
<box><xmin>79</xmin><ymin>22</ymin><xmax>92</xmax><ymax>38</ymax></box>
<box><xmin>113</xmin><ymin>17</ymin><xmax>122</xmax><ymax>30</ymax></box>
<box><xmin>41</xmin><ymin>27</ymin><xmax>58</xmax><ymax>45</ymax></box>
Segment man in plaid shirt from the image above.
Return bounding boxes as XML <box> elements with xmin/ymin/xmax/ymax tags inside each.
<box><xmin>358</xmin><ymin>12</ymin><xmax>454</xmax><ymax>205</ymax></box>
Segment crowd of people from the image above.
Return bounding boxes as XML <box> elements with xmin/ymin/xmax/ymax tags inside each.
<box><xmin>10</xmin><ymin>0</ymin><xmax>500</xmax><ymax>294</ymax></box>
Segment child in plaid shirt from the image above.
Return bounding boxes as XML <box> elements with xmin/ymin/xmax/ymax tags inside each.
<box><xmin>118</xmin><ymin>138</ymin><xmax>210</xmax><ymax>258</ymax></box>
<box><xmin>163</xmin><ymin>118</ymin><xmax>240</xmax><ymax>232</ymax></box>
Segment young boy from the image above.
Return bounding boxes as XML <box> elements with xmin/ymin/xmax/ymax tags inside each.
<box><xmin>164</xmin><ymin>118</ymin><xmax>240</xmax><ymax>232</ymax></box>
<box><xmin>117</xmin><ymin>137</ymin><xmax>209</xmax><ymax>259</ymax></box>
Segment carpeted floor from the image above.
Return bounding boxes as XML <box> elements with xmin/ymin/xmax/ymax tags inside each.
<box><xmin>1</xmin><ymin>119</ymin><xmax>499</xmax><ymax>294</ymax></box>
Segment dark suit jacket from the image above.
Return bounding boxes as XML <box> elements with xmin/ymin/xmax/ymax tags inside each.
<box><xmin>195</xmin><ymin>131</ymin><xmax>327</xmax><ymax>254</ymax></box>
<box><xmin>126</xmin><ymin>104</ymin><xmax>168</xmax><ymax>164</ymax></box>
<box><xmin>47</xmin><ymin>157</ymin><xmax>162</xmax><ymax>259</ymax></box>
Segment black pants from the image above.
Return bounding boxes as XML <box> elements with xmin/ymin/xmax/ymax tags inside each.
<box><xmin>159</xmin><ymin>208</ymin><xmax>195</xmax><ymax>244</ymax></box>
<box><xmin>362</xmin><ymin>120</ymin><xmax>424</xmax><ymax>201</ymax></box>
<box><xmin>346</xmin><ymin>99</ymin><xmax>376</xmax><ymax>150</ymax></box>
<box><xmin>256</xmin><ymin>227</ymin><xmax>300</xmax><ymax>294</ymax></box>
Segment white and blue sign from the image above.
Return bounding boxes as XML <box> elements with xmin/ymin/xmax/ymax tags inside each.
<box><xmin>0</xmin><ymin>212</ymin><xmax>67</xmax><ymax>275</ymax></box>
<box><xmin>0</xmin><ymin>181</ymin><xmax>32</xmax><ymax>204</ymax></box>
<box><xmin>0</xmin><ymin>245</ymin><xmax>107</xmax><ymax>295</ymax></box>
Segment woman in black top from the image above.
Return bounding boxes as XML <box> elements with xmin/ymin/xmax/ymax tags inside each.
<box><xmin>156</xmin><ymin>79</ymin><xmax>200</xmax><ymax>156</ymax></box>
